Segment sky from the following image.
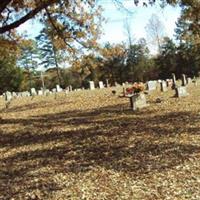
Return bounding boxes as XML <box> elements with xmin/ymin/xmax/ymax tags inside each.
<box><xmin>17</xmin><ymin>0</ymin><xmax>181</xmax><ymax>54</ymax></box>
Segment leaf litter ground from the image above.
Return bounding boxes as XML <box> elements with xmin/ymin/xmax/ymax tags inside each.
<box><xmin>1</xmin><ymin>84</ymin><xmax>200</xmax><ymax>200</ymax></box>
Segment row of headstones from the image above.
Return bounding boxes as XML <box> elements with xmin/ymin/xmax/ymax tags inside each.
<box><xmin>130</xmin><ymin>74</ymin><xmax>195</xmax><ymax>111</ymax></box>
<box><xmin>2</xmin><ymin>84</ymin><xmax>74</xmax><ymax>102</ymax></box>
<box><xmin>147</xmin><ymin>74</ymin><xmax>194</xmax><ymax>97</ymax></box>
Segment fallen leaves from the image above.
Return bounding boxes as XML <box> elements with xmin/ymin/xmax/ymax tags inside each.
<box><xmin>1</xmin><ymin>85</ymin><xmax>200</xmax><ymax>199</ymax></box>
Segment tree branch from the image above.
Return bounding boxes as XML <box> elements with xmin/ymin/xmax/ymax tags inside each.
<box><xmin>0</xmin><ymin>0</ymin><xmax>58</xmax><ymax>34</ymax></box>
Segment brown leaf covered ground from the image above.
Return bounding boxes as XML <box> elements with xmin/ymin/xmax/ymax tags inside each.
<box><xmin>1</xmin><ymin>83</ymin><xmax>200</xmax><ymax>200</ymax></box>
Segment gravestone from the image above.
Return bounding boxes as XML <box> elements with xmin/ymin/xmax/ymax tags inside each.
<box><xmin>181</xmin><ymin>74</ymin><xmax>187</xmax><ymax>86</ymax></box>
<box><xmin>12</xmin><ymin>92</ymin><xmax>17</xmax><ymax>98</ymax></box>
<box><xmin>187</xmin><ymin>77</ymin><xmax>192</xmax><ymax>84</ymax></box>
<box><xmin>99</xmin><ymin>81</ymin><xmax>104</xmax><ymax>89</ymax></box>
<box><xmin>172</xmin><ymin>73</ymin><xmax>177</xmax><ymax>89</ymax></box>
<box><xmin>31</xmin><ymin>88</ymin><xmax>37</xmax><ymax>96</ymax></box>
<box><xmin>52</xmin><ymin>88</ymin><xmax>57</xmax><ymax>93</ymax></box>
<box><xmin>56</xmin><ymin>85</ymin><xmax>62</xmax><ymax>92</ymax></box>
<box><xmin>38</xmin><ymin>90</ymin><xmax>43</xmax><ymax>96</ymax></box>
<box><xmin>106</xmin><ymin>79</ymin><xmax>110</xmax><ymax>87</ymax></box>
<box><xmin>89</xmin><ymin>81</ymin><xmax>95</xmax><ymax>90</ymax></box>
<box><xmin>175</xmin><ymin>86</ymin><xmax>188</xmax><ymax>97</ymax></box>
<box><xmin>166</xmin><ymin>79</ymin><xmax>173</xmax><ymax>87</ymax></box>
<box><xmin>5</xmin><ymin>91</ymin><xmax>12</xmax><ymax>101</ymax></box>
<box><xmin>44</xmin><ymin>89</ymin><xmax>50</xmax><ymax>96</ymax></box>
<box><xmin>129</xmin><ymin>93</ymin><xmax>148</xmax><ymax>111</ymax></box>
<box><xmin>147</xmin><ymin>80</ymin><xmax>157</xmax><ymax>91</ymax></box>
<box><xmin>160</xmin><ymin>81</ymin><xmax>167</xmax><ymax>92</ymax></box>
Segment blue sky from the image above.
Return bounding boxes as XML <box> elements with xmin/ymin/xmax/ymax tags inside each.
<box><xmin>17</xmin><ymin>1</ymin><xmax>181</xmax><ymax>53</ymax></box>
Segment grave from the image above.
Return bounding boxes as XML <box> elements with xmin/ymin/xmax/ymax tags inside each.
<box><xmin>181</xmin><ymin>74</ymin><xmax>187</xmax><ymax>86</ymax></box>
<box><xmin>56</xmin><ymin>85</ymin><xmax>62</xmax><ymax>92</ymax></box>
<box><xmin>31</xmin><ymin>88</ymin><xmax>37</xmax><ymax>96</ymax></box>
<box><xmin>160</xmin><ymin>81</ymin><xmax>167</xmax><ymax>92</ymax></box>
<box><xmin>38</xmin><ymin>90</ymin><xmax>43</xmax><ymax>96</ymax></box>
<box><xmin>99</xmin><ymin>81</ymin><xmax>104</xmax><ymax>89</ymax></box>
<box><xmin>147</xmin><ymin>80</ymin><xmax>157</xmax><ymax>91</ymax></box>
<box><xmin>166</xmin><ymin>79</ymin><xmax>173</xmax><ymax>87</ymax></box>
<box><xmin>5</xmin><ymin>91</ymin><xmax>12</xmax><ymax>101</ymax></box>
<box><xmin>89</xmin><ymin>81</ymin><xmax>95</xmax><ymax>90</ymax></box>
<box><xmin>128</xmin><ymin>93</ymin><xmax>148</xmax><ymax>111</ymax></box>
<box><xmin>175</xmin><ymin>86</ymin><xmax>188</xmax><ymax>97</ymax></box>
<box><xmin>187</xmin><ymin>77</ymin><xmax>192</xmax><ymax>84</ymax></box>
<box><xmin>172</xmin><ymin>73</ymin><xmax>177</xmax><ymax>89</ymax></box>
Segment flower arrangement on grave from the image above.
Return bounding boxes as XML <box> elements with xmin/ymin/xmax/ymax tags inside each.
<box><xmin>125</xmin><ymin>82</ymin><xmax>145</xmax><ymax>95</ymax></box>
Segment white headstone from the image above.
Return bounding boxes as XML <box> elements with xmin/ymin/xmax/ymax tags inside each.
<box><xmin>89</xmin><ymin>81</ymin><xmax>95</xmax><ymax>90</ymax></box>
<box><xmin>147</xmin><ymin>81</ymin><xmax>157</xmax><ymax>91</ymax></box>
<box><xmin>5</xmin><ymin>91</ymin><xmax>12</xmax><ymax>101</ymax></box>
<box><xmin>175</xmin><ymin>86</ymin><xmax>188</xmax><ymax>97</ymax></box>
<box><xmin>56</xmin><ymin>85</ymin><xmax>62</xmax><ymax>92</ymax></box>
<box><xmin>160</xmin><ymin>81</ymin><xmax>167</xmax><ymax>92</ymax></box>
<box><xmin>31</xmin><ymin>88</ymin><xmax>37</xmax><ymax>96</ymax></box>
<box><xmin>38</xmin><ymin>90</ymin><xmax>43</xmax><ymax>96</ymax></box>
<box><xmin>99</xmin><ymin>81</ymin><xmax>104</xmax><ymax>89</ymax></box>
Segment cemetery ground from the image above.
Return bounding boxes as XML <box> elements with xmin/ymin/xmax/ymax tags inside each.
<box><xmin>1</xmin><ymin>84</ymin><xmax>200</xmax><ymax>200</ymax></box>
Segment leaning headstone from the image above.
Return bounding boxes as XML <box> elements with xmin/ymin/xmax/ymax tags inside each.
<box><xmin>172</xmin><ymin>73</ymin><xmax>177</xmax><ymax>89</ymax></box>
<box><xmin>99</xmin><ymin>81</ymin><xmax>104</xmax><ymax>89</ymax></box>
<box><xmin>147</xmin><ymin>80</ymin><xmax>157</xmax><ymax>91</ymax></box>
<box><xmin>160</xmin><ymin>81</ymin><xmax>167</xmax><ymax>92</ymax></box>
<box><xmin>181</xmin><ymin>74</ymin><xmax>187</xmax><ymax>86</ymax></box>
<box><xmin>129</xmin><ymin>93</ymin><xmax>148</xmax><ymax>111</ymax></box>
<box><xmin>89</xmin><ymin>81</ymin><xmax>95</xmax><ymax>90</ymax></box>
<box><xmin>175</xmin><ymin>86</ymin><xmax>188</xmax><ymax>97</ymax></box>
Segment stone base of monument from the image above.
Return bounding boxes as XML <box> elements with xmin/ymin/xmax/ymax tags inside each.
<box><xmin>127</xmin><ymin>93</ymin><xmax>148</xmax><ymax>111</ymax></box>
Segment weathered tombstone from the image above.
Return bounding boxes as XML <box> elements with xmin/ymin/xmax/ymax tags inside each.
<box><xmin>56</xmin><ymin>85</ymin><xmax>62</xmax><ymax>92</ymax></box>
<box><xmin>44</xmin><ymin>89</ymin><xmax>50</xmax><ymax>96</ymax></box>
<box><xmin>5</xmin><ymin>91</ymin><xmax>12</xmax><ymax>101</ymax></box>
<box><xmin>187</xmin><ymin>77</ymin><xmax>192</xmax><ymax>84</ymax></box>
<box><xmin>160</xmin><ymin>81</ymin><xmax>167</xmax><ymax>92</ymax></box>
<box><xmin>69</xmin><ymin>85</ymin><xmax>73</xmax><ymax>92</ymax></box>
<box><xmin>38</xmin><ymin>90</ymin><xmax>43</xmax><ymax>96</ymax></box>
<box><xmin>12</xmin><ymin>92</ymin><xmax>17</xmax><ymax>98</ymax></box>
<box><xmin>129</xmin><ymin>93</ymin><xmax>148</xmax><ymax>111</ymax></box>
<box><xmin>106</xmin><ymin>79</ymin><xmax>110</xmax><ymax>87</ymax></box>
<box><xmin>99</xmin><ymin>81</ymin><xmax>104</xmax><ymax>89</ymax></box>
<box><xmin>89</xmin><ymin>81</ymin><xmax>95</xmax><ymax>90</ymax></box>
<box><xmin>52</xmin><ymin>88</ymin><xmax>56</xmax><ymax>93</ymax></box>
<box><xmin>181</xmin><ymin>74</ymin><xmax>187</xmax><ymax>86</ymax></box>
<box><xmin>147</xmin><ymin>80</ymin><xmax>157</xmax><ymax>91</ymax></box>
<box><xmin>31</xmin><ymin>88</ymin><xmax>37</xmax><ymax>96</ymax></box>
<box><xmin>172</xmin><ymin>73</ymin><xmax>177</xmax><ymax>89</ymax></box>
<box><xmin>175</xmin><ymin>86</ymin><xmax>188</xmax><ymax>97</ymax></box>
<box><xmin>166</xmin><ymin>79</ymin><xmax>173</xmax><ymax>87</ymax></box>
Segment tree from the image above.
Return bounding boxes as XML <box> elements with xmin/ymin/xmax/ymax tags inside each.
<box><xmin>0</xmin><ymin>37</ymin><xmax>23</xmax><ymax>93</ymax></box>
<box><xmin>36</xmin><ymin>28</ymin><xmax>64</xmax><ymax>86</ymax></box>
<box><xmin>18</xmin><ymin>39</ymin><xmax>39</xmax><ymax>89</ymax></box>
<box><xmin>0</xmin><ymin>1</ymin><xmax>182</xmax><ymax>34</ymax></box>
<box><xmin>100</xmin><ymin>43</ymin><xmax>127</xmax><ymax>84</ymax></box>
<box><xmin>145</xmin><ymin>14</ymin><xmax>166</xmax><ymax>54</ymax></box>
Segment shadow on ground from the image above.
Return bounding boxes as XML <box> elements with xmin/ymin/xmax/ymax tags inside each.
<box><xmin>1</xmin><ymin>103</ymin><xmax>200</xmax><ymax>199</ymax></box>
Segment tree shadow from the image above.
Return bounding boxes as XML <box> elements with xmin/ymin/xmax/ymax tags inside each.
<box><xmin>1</xmin><ymin>104</ymin><xmax>200</xmax><ymax>199</ymax></box>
